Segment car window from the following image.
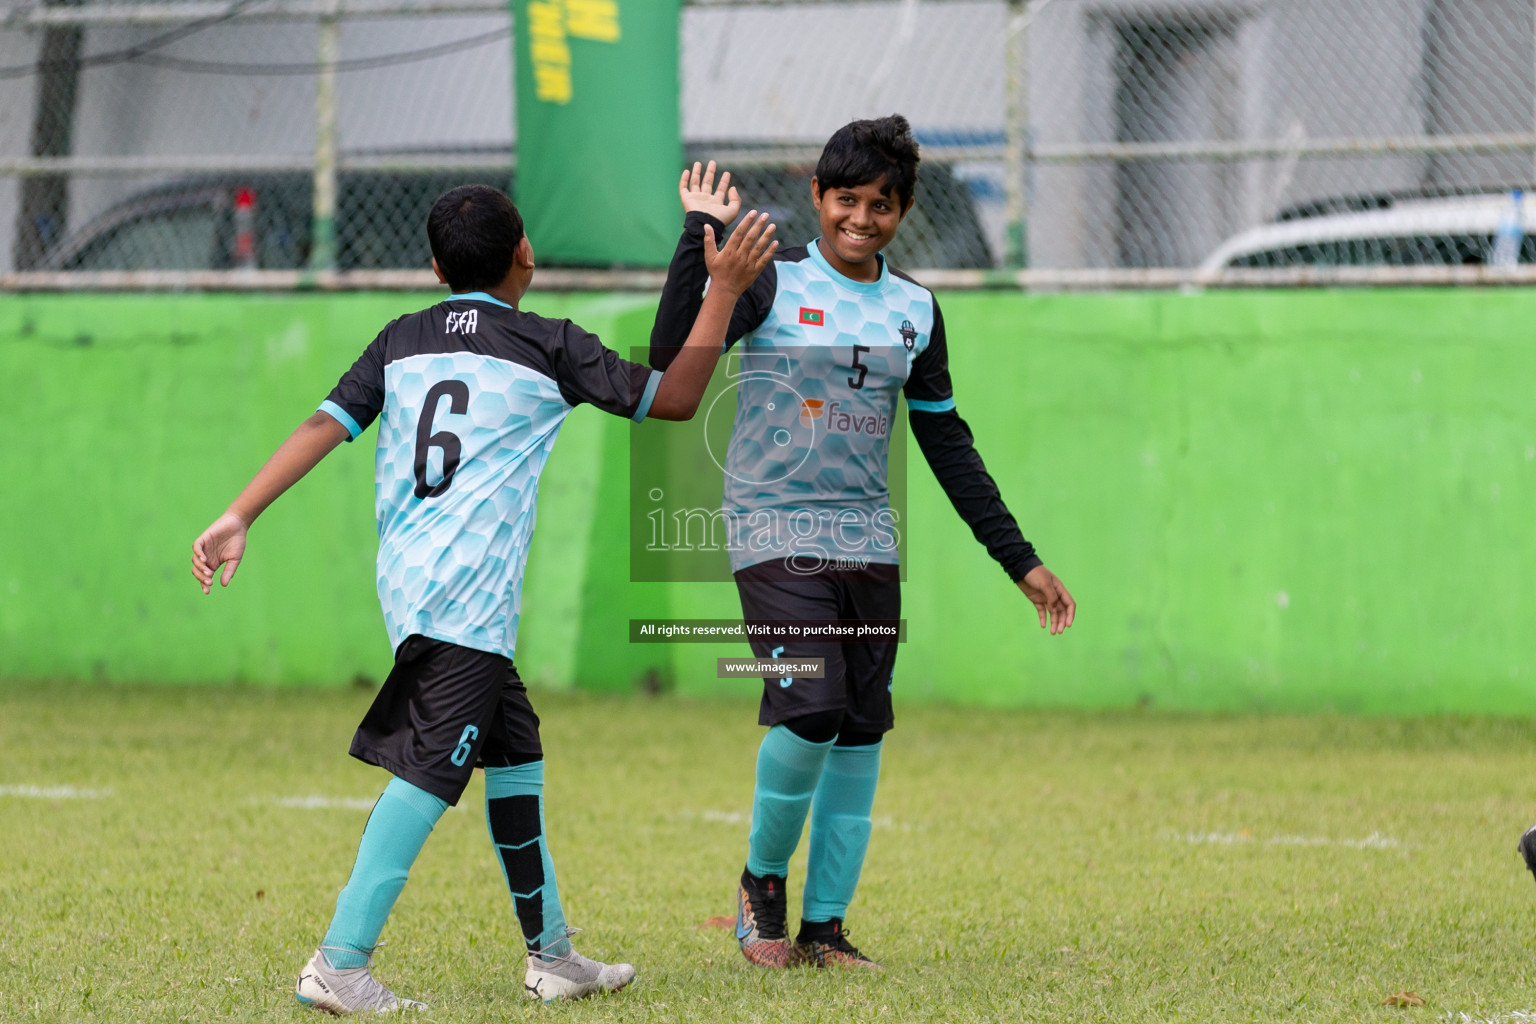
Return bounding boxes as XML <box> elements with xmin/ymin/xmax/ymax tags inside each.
<box><xmin>66</xmin><ymin>206</ymin><xmax>222</xmax><ymax>271</ymax></box>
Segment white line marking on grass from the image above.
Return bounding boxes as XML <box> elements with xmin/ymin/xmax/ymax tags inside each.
<box><xmin>682</xmin><ymin>809</ymin><xmax>900</xmax><ymax>829</ymax></box>
<box><xmin>1171</xmin><ymin>830</ymin><xmax>1401</xmax><ymax>849</ymax></box>
<box><xmin>262</xmin><ymin>796</ymin><xmax>464</xmax><ymax>812</ymax></box>
<box><xmin>701</xmin><ymin>810</ymin><xmax>747</xmax><ymax>825</ymax></box>
<box><xmin>0</xmin><ymin>785</ymin><xmax>112</xmax><ymax>799</ymax></box>
<box><xmin>272</xmin><ymin>796</ymin><xmax>378</xmax><ymax>811</ymax></box>
<box><xmin>1454</xmin><ymin>1013</ymin><xmax>1536</xmax><ymax>1023</ymax></box>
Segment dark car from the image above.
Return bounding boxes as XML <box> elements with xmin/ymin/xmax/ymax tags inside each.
<box><xmin>45</xmin><ymin>169</ymin><xmax>513</xmax><ymax>272</ymax></box>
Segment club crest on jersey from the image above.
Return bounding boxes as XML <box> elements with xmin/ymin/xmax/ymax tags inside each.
<box><xmin>798</xmin><ymin>398</ymin><xmax>826</xmax><ymax>427</ymax></box>
<box><xmin>799</xmin><ymin>307</ymin><xmax>825</xmax><ymax>327</ymax></box>
<box><xmin>446</xmin><ymin>309</ymin><xmax>479</xmax><ymax>334</ymax></box>
<box><xmin>899</xmin><ymin>320</ymin><xmax>917</xmax><ymax>351</ymax></box>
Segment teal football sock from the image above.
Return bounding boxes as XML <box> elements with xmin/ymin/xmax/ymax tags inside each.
<box><xmin>803</xmin><ymin>741</ymin><xmax>882</xmax><ymax>922</ymax></box>
<box><xmin>746</xmin><ymin>725</ymin><xmax>834</xmax><ymax>878</ymax></box>
<box><xmin>485</xmin><ymin>762</ymin><xmax>571</xmax><ymax>959</ymax></box>
<box><xmin>321</xmin><ymin>775</ymin><xmax>448</xmax><ymax>969</ymax></box>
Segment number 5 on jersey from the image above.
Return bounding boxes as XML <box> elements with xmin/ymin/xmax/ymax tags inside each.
<box><xmin>848</xmin><ymin>345</ymin><xmax>870</xmax><ymax>390</ymax></box>
<box><xmin>414</xmin><ymin>379</ymin><xmax>469</xmax><ymax>499</ymax></box>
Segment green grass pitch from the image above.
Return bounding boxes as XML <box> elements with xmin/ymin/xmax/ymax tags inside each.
<box><xmin>4</xmin><ymin>683</ymin><xmax>1536</xmax><ymax>1022</ymax></box>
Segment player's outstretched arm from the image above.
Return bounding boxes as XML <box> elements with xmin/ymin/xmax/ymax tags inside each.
<box><xmin>650</xmin><ymin>162</ymin><xmax>774</xmax><ymax>373</ymax></box>
<box><xmin>648</xmin><ymin>211</ymin><xmax>777</xmax><ymax>420</ymax></box>
<box><xmin>190</xmin><ymin>411</ymin><xmax>350</xmax><ymax>594</ymax></box>
<box><xmin>1018</xmin><ymin>564</ymin><xmax>1076</xmax><ymax>635</ymax></box>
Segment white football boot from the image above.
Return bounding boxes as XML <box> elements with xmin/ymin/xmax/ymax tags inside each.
<box><xmin>295</xmin><ymin>947</ymin><xmax>426</xmax><ymax>1015</ymax></box>
<box><xmin>522</xmin><ymin>933</ymin><xmax>635</xmax><ymax>1002</ymax></box>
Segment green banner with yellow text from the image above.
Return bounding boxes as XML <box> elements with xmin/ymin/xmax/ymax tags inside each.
<box><xmin>511</xmin><ymin>0</ymin><xmax>681</xmax><ymax>266</ymax></box>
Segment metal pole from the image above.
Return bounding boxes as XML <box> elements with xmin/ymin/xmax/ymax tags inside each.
<box><xmin>1003</xmin><ymin>0</ymin><xmax>1028</xmax><ymax>268</ymax></box>
<box><xmin>310</xmin><ymin>0</ymin><xmax>340</xmax><ymax>276</ymax></box>
<box><xmin>14</xmin><ymin>0</ymin><xmax>83</xmax><ymax>270</ymax></box>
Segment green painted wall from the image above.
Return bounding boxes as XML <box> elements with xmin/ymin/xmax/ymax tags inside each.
<box><xmin>2</xmin><ymin>291</ymin><xmax>1532</xmax><ymax>714</ymax></box>
<box><xmin>0</xmin><ymin>293</ymin><xmax>650</xmax><ymax>691</ymax></box>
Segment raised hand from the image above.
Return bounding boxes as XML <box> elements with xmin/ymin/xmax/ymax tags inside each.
<box><xmin>680</xmin><ymin>160</ymin><xmax>742</xmax><ymax>227</ymax></box>
<box><xmin>703</xmin><ymin>210</ymin><xmax>777</xmax><ymax>297</ymax></box>
<box><xmin>1017</xmin><ymin>564</ymin><xmax>1076</xmax><ymax>636</ymax></box>
<box><xmin>191</xmin><ymin>511</ymin><xmax>250</xmax><ymax>595</ymax></box>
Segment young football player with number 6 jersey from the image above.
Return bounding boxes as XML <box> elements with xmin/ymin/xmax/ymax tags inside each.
<box><xmin>650</xmin><ymin>121</ymin><xmax>1075</xmax><ymax>971</ymax></box>
<box><xmin>191</xmin><ymin>184</ymin><xmax>776</xmax><ymax>1011</ymax></box>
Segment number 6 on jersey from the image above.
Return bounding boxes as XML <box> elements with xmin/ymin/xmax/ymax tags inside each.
<box><xmin>414</xmin><ymin>379</ymin><xmax>469</xmax><ymax>499</ymax></box>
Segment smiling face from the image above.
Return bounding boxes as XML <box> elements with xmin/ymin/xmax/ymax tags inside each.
<box><xmin>811</xmin><ymin>176</ymin><xmax>913</xmax><ymax>283</ymax></box>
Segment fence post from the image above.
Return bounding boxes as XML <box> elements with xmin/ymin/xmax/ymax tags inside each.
<box><xmin>1003</xmin><ymin>0</ymin><xmax>1030</xmax><ymax>269</ymax></box>
<box><xmin>13</xmin><ymin>0</ymin><xmax>82</xmax><ymax>271</ymax></box>
<box><xmin>310</xmin><ymin>0</ymin><xmax>340</xmax><ymax>277</ymax></box>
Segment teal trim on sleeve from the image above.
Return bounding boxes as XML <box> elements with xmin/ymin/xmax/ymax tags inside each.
<box><xmin>632</xmin><ymin>369</ymin><xmax>663</xmax><ymax>423</ymax></box>
<box><xmin>318</xmin><ymin>400</ymin><xmax>363</xmax><ymax>441</ymax></box>
<box><xmin>447</xmin><ymin>291</ymin><xmax>513</xmax><ymax>309</ymax></box>
<box><xmin>907</xmin><ymin>397</ymin><xmax>956</xmax><ymax>414</ymax></box>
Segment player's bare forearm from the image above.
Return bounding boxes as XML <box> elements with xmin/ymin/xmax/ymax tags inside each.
<box><xmin>649</xmin><ymin>213</ymin><xmax>777</xmax><ymax>420</ymax></box>
<box><xmin>190</xmin><ymin>412</ymin><xmax>348</xmax><ymax>593</ymax></box>
<box><xmin>228</xmin><ymin>412</ymin><xmax>350</xmax><ymax>523</ymax></box>
<box><xmin>649</xmin><ymin>288</ymin><xmax>740</xmax><ymax>420</ymax></box>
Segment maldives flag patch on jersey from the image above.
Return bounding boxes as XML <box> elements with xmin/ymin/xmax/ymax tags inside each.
<box><xmin>798</xmin><ymin>307</ymin><xmax>825</xmax><ymax>326</ymax></box>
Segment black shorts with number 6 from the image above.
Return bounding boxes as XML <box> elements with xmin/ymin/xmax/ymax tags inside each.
<box><xmin>349</xmin><ymin>635</ymin><xmax>544</xmax><ymax>805</ymax></box>
<box><xmin>734</xmin><ymin>559</ymin><xmax>901</xmax><ymax>735</ymax></box>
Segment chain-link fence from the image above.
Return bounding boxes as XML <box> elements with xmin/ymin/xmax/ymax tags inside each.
<box><xmin>0</xmin><ymin>0</ymin><xmax>515</xmax><ymax>281</ymax></box>
<box><xmin>3</xmin><ymin>0</ymin><xmax>1536</xmax><ymax>286</ymax></box>
<box><xmin>1024</xmin><ymin>0</ymin><xmax>1536</xmax><ymax>282</ymax></box>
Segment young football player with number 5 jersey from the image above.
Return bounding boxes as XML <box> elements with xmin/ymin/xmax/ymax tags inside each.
<box><xmin>191</xmin><ymin>185</ymin><xmax>776</xmax><ymax>1011</ymax></box>
<box><xmin>650</xmin><ymin>119</ymin><xmax>1076</xmax><ymax>971</ymax></box>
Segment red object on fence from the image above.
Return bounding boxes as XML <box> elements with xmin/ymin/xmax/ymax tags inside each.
<box><xmin>233</xmin><ymin>187</ymin><xmax>257</xmax><ymax>270</ymax></box>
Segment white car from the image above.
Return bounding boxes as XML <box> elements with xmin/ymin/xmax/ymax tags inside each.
<box><xmin>1199</xmin><ymin>190</ymin><xmax>1536</xmax><ymax>273</ymax></box>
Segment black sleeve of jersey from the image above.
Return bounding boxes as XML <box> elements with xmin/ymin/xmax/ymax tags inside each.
<box><xmin>910</xmin><ymin>409</ymin><xmax>1042</xmax><ymax>581</ymax></box>
<box><xmin>321</xmin><ymin>327</ymin><xmax>389</xmax><ymax>439</ymax></box>
<box><xmin>648</xmin><ymin>211</ymin><xmax>776</xmax><ymax>371</ymax></box>
<box><xmin>549</xmin><ymin>320</ymin><xmax>658</xmax><ymax>420</ymax></box>
<box><xmin>902</xmin><ymin>295</ymin><xmax>955</xmax><ymax>407</ymax></box>
<box><xmin>903</xmin><ymin>293</ymin><xmax>1040</xmax><ymax>579</ymax></box>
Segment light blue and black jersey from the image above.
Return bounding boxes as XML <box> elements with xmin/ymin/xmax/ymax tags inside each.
<box><xmin>320</xmin><ymin>294</ymin><xmax>661</xmax><ymax>659</ymax></box>
<box><xmin>651</xmin><ymin>212</ymin><xmax>1042</xmax><ymax>580</ymax></box>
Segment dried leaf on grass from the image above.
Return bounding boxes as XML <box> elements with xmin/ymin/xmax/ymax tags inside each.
<box><xmin>699</xmin><ymin>916</ymin><xmax>735</xmax><ymax>929</ymax></box>
<box><xmin>1381</xmin><ymin>991</ymin><xmax>1425</xmax><ymax>1007</ymax></box>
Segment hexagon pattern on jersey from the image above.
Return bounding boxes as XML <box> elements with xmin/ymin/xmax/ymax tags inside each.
<box><xmin>374</xmin><ymin>352</ymin><xmax>571</xmax><ymax>658</ymax></box>
<box><xmin>721</xmin><ymin>253</ymin><xmax>935</xmax><ymax>572</ymax></box>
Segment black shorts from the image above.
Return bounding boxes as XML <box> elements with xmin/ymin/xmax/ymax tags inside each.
<box><xmin>349</xmin><ymin>635</ymin><xmax>544</xmax><ymax>805</ymax></box>
<box><xmin>734</xmin><ymin>559</ymin><xmax>901</xmax><ymax>735</ymax></box>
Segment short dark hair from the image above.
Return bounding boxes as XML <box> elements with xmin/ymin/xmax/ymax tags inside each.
<box><xmin>426</xmin><ymin>184</ymin><xmax>525</xmax><ymax>292</ymax></box>
<box><xmin>814</xmin><ymin>114</ymin><xmax>921</xmax><ymax>208</ymax></box>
